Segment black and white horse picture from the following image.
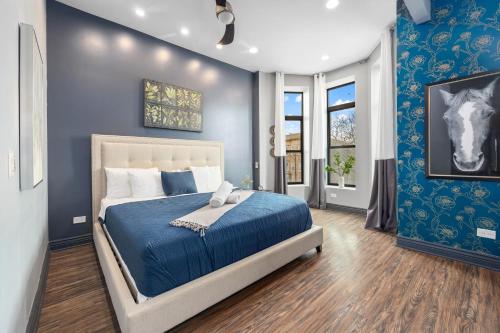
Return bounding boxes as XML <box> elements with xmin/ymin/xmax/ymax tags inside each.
<box><xmin>426</xmin><ymin>71</ymin><xmax>500</xmax><ymax>180</ymax></box>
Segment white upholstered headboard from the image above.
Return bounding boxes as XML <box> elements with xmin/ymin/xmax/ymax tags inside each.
<box><xmin>91</xmin><ymin>134</ymin><xmax>224</xmax><ymax>224</ymax></box>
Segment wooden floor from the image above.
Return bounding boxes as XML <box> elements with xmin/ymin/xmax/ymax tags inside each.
<box><xmin>38</xmin><ymin>209</ymin><xmax>500</xmax><ymax>333</ymax></box>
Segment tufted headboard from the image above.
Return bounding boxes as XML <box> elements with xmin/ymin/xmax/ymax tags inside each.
<box><xmin>91</xmin><ymin>134</ymin><xmax>224</xmax><ymax>224</ymax></box>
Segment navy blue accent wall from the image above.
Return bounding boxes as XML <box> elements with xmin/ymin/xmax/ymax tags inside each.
<box><xmin>397</xmin><ymin>0</ymin><xmax>499</xmax><ymax>257</ymax></box>
<box><xmin>47</xmin><ymin>1</ymin><xmax>253</xmax><ymax>241</ymax></box>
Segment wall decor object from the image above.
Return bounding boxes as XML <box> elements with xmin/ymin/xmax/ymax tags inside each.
<box><xmin>396</xmin><ymin>0</ymin><xmax>500</xmax><ymax>257</ymax></box>
<box><xmin>19</xmin><ymin>23</ymin><xmax>44</xmax><ymax>190</ymax></box>
<box><xmin>144</xmin><ymin>79</ymin><xmax>203</xmax><ymax>132</ymax></box>
<box><xmin>426</xmin><ymin>71</ymin><xmax>499</xmax><ymax>180</ymax></box>
<box><xmin>269</xmin><ymin>125</ymin><xmax>276</xmax><ymax>158</ymax></box>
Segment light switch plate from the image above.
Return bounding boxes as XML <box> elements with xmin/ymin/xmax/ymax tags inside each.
<box><xmin>8</xmin><ymin>151</ymin><xmax>16</xmax><ymax>178</ymax></box>
<box><xmin>73</xmin><ymin>216</ymin><xmax>87</xmax><ymax>224</ymax></box>
<box><xmin>477</xmin><ymin>228</ymin><xmax>496</xmax><ymax>240</ymax></box>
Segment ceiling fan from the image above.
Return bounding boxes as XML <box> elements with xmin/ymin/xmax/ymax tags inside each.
<box><xmin>215</xmin><ymin>0</ymin><xmax>235</xmax><ymax>45</ymax></box>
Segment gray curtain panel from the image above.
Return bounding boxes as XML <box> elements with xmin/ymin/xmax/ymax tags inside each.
<box><xmin>274</xmin><ymin>156</ymin><xmax>287</xmax><ymax>195</ymax></box>
<box><xmin>365</xmin><ymin>158</ymin><xmax>397</xmax><ymax>231</ymax></box>
<box><xmin>307</xmin><ymin>159</ymin><xmax>326</xmax><ymax>208</ymax></box>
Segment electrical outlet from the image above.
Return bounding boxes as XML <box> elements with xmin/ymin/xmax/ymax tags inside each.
<box><xmin>73</xmin><ymin>216</ymin><xmax>87</xmax><ymax>224</ymax></box>
<box><xmin>330</xmin><ymin>193</ymin><xmax>337</xmax><ymax>198</ymax></box>
<box><xmin>8</xmin><ymin>150</ymin><xmax>16</xmax><ymax>178</ymax></box>
<box><xmin>477</xmin><ymin>228</ymin><xmax>496</xmax><ymax>240</ymax></box>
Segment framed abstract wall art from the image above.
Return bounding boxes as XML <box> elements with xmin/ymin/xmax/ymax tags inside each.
<box><xmin>144</xmin><ymin>79</ymin><xmax>203</xmax><ymax>132</ymax></box>
<box><xmin>19</xmin><ymin>23</ymin><xmax>44</xmax><ymax>190</ymax></box>
<box><xmin>425</xmin><ymin>71</ymin><xmax>500</xmax><ymax>180</ymax></box>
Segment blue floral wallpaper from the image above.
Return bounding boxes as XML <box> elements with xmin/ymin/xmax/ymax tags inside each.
<box><xmin>396</xmin><ymin>0</ymin><xmax>500</xmax><ymax>256</ymax></box>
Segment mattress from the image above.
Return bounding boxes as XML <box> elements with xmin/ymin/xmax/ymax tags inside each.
<box><xmin>102</xmin><ymin>192</ymin><xmax>313</xmax><ymax>299</ymax></box>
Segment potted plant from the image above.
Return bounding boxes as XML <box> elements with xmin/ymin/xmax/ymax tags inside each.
<box><xmin>325</xmin><ymin>152</ymin><xmax>355</xmax><ymax>188</ymax></box>
<box><xmin>240</xmin><ymin>175</ymin><xmax>253</xmax><ymax>190</ymax></box>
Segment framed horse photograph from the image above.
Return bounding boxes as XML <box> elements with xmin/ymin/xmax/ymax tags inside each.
<box><xmin>425</xmin><ymin>71</ymin><xmax>500</xmax><ymax>181</ymax></box>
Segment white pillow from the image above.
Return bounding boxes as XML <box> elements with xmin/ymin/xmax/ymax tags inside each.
<box><xmin>207</xmin><ymin>166</ymin><xmax>222</xmax><ymax>192</ymax></box>
<box><xmin>105</xmin><ymin>167</ymin><xmax>158</xmax><ymax>199</ymax></box>
<box><xmin>105</xmin><ymin>168</ymin><xmax>132</xmax><ymax>198</ymax></box>
<box><xmin>128</xmin><ymin>169</ymin><xmax>164</xmax><ymax>198</ymax></box>
<box><xmin>190</xmin><ymin>166</ymin><xmax>209</xmax><ymax>192</ymax></box>
<box><xmin>153</xmin><ymin>171</ymin><xmax>165</xmax><ymax>196</ymax></box>
<box><xmin>190</xmin><ymin>166</ymin><xmax>222</xmax><ymax>192</ymax></box>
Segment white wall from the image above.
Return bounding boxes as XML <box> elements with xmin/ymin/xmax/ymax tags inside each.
<box><xmin>0</xmin><ymin>1</ymin><xmax>48</xmax><ymax>332</ymax></box>
<box><xmin>324</xmin><ymin>46</ymin><xmax>380</xmax><ymax>209</ymax></box>
<box><xmin>255</xmin><ymin>72</ymin><xmax>314</xmax><ymax>200</ymax></box>
<box><xmin>255</xmin><ymin>47</ymin><xmax>381</xmax><ymax>208</ymax></box>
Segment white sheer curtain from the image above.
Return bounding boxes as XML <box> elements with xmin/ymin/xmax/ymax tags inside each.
<box><xmin>311</xmin><ymin>73</ymin><xmax>327</xmax><ymax>159</ymax></box>
<box><xmin>274</xmin><ymin>72</ymin><xmax>287</xmax><ymax>194</ymax></box>
<box><xmin>365</xmin><ymin>27</ymin><xmax>397</xmax><ymax>231</ymax></box>
<box><xmin>375</xmin><ymin>29</ymin><xmax>395</xmax><ymax>160</ymax></box>
<box><xmin>307</xmin><ymin>73</ymin><xmax>327</xmax><ymax>208</ymax></box>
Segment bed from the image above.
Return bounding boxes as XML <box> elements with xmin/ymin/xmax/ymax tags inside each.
<box><xmin>91</xmin><ymin>134</ymin><xmax>324</xmax><ymax>333</ymax></box>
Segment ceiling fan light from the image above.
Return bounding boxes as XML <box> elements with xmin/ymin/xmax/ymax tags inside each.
<box><xmin>217</xmin><ymin>11</ymin><xmax>234</xmax><ymax>25</ymax></box>
<box><xmin>326</xmin><ymin>0</ymin><xmax>339</xmax><ymax>10</ymax></box>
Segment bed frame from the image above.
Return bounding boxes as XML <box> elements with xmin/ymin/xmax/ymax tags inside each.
<box><xmin>91</xmin><ymin>134</ymin><xmax>323</xmax><ymax>333</ymax></box>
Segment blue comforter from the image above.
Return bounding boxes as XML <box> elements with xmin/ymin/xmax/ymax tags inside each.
<box><xmin>103</xmin><ymin>192</ymin><xmax>312</xmax><ymax>298</ymax></box>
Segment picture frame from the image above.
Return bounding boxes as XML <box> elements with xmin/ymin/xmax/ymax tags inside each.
<box><xmin>425</xmin><ymin>71</ymin><xmax>500</xmax><ymax>181</ymax></box>
<box><xmin>143</xmin><ymin>79</ymin><xmax>203</xmax><ymax>132</ymax></box>
<box><xmin>19</xmin><ymin>23</ymin><xmax>44</xmax><ymax>190</ymax></box>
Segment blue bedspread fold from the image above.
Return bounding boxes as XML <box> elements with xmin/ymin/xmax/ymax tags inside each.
<box><xmin>103</xmin><ymin>191</ymin><xmax>312</xmax><ymax>298</ymax></box>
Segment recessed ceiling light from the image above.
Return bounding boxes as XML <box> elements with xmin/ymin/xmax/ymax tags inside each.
<box><xmin>321</xmin><ymin>54</ymin><xmax>330</xmax><ymax>61</ymax></box>
<box><xmin>249</xmin><ymin>47</ymin><xmax>258</xmax><ymax>54</ymax></box>
<box><xmin>180</xmin><ymin>27</ymin><xmax>190</xmax><ymax>36</ymax></box>
<box><xmin>135</xmin><ymin>8</ymin><xmax>145</xmax><ymax>17</ymax></box>
<box><xmin>216</xmin><ymin>44</ymin><xmax>223</xmax><ymax>50</ymax></box>
<box><xmin>326</xmin><ymin>0</ymin><xmax>339</xmax><ymax>10</ymax></box>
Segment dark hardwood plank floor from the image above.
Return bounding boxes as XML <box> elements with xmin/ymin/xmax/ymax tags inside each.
<box><xmin>38</xmin><ymin>209</ymin><xmax>500</xmax><ymax>333</ymax></box>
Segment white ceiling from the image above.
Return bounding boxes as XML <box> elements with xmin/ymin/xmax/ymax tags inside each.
<box><xmin>56</xmin><ymin>0</ymin><xmax>396</xmax><ymax>74</ymax></box>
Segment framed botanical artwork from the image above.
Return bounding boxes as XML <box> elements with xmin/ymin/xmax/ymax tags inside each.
<box><xmin>425</xmin><ymin>71</ymin><xmax>500</xmax><ymax>180</ymax></box>
<box><xmin>143</xmin><ymin>79</ymin><xmax>203</xmax><ymax>132</ymax></box>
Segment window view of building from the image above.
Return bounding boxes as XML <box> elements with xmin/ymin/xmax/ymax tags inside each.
<box><xmin>327</xmin><ymin>82</ymin><xmax>356</xmax><ymax>187</ymax></box>
<box><xmin>284</xmin><ymin>92</ymin><xmax>304</xmax><ymax>184</ymax></box>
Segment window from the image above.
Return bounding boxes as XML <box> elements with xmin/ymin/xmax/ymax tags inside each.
<box><xmin>285</xmin><ymin>92</ymin><xmax>304</xmax><ymax>184</ymax></box>
<box><xmin>327</xmin><ymin>82</ymin><xmax>356</xmax><ymax>187</ymax></box>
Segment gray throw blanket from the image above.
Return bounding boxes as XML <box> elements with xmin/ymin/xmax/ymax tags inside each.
<box><xmin>170</xmin><ymin>190</ymin><xmax>253</xmax><ymax>236</ymax></box>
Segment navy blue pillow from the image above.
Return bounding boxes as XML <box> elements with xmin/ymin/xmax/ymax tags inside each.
<box><xmin>161</xmin><ymin>171</ymin><xmax>198</xmax><ymax>196</ymax></box>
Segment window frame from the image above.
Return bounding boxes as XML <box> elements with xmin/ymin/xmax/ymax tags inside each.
<box><xmin>326</xmin><ymin>81</ymin><xmax>356</xmax><ymax>188</ymax></box>
<box><xmin>285</xmin><ymin>91</ymin><xmax>304</xmax><ymax>185</ymax></box>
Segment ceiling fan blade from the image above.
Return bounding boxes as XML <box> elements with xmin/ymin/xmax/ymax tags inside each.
<box><xmin>218</xmin><ymin>23</ymin><xmax>234</xmax><ymax>45</ymax></box>
<box><xmin>215</xmin><ymin>0</ymin><xmax>226</xmax><ymax>7</ymax></box>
